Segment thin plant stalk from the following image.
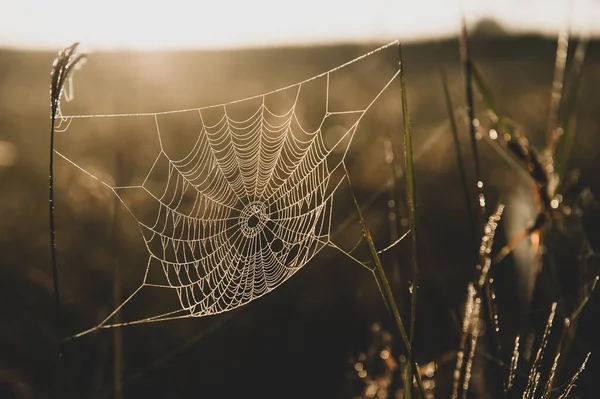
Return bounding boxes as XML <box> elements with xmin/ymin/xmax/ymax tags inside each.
<box><xmin>524</xmin><ymin>303</ymin><xmax>557</xmax><ymax>399</ymax></box>
<box><xmin>452</xmin><ymin>204</ymin><xmax>504</xmax><ymax>399</ymax></box>
<box><xmin>49</xmin><ymin>65</ymin><xmax>61</xmax><ymax>360</ymax></box>
<box><xmin>548</xmin><ymin>275</ymin><xmax>598</xmax><ymax>393</ymax></box>
<box><xmin>555</xmin><ymin>35</ymin><xmax>589</xmax><ymax>186</ymax></box>
<box><xmin>459</xmin><ymin>19</ymin><xmax>502</xmax><ymax>366</ymax></box>
<box><xmin>344</xmin><ymin>164</ymin><xmax>426</xmax><ymax>399</ymax></box>
<box><xmin>441</xmin><ymin>69</ymin><xmax>477</xmax><ymax>252</ymax></box>
<box><xmin>557</xmin><ymin>353</ymin><xmax>591</xmax><ymax>399</ymax></box>
<box><xmin>505</xmin><ymin>335</ymin><xmax>520</xmax><ymax>395</ymax></box>
<box><xmin>452</xmin><ymin>283</ymin><xmax>477</xmax><ymax>399</ymax></box>
<box><xmin>459</xmin><ymin>18</ymin><xmax>486</xmax><ymax>225</ymax></box>
<box><xmin>399</xmin><ymin>43</ymin><xmax>419</xmax><ymax>399</ymax></box>
<box><xmin>49</xmin><ymin>61</ymin><xmax>63</xmax><ymax>399</ymax></box>
<box><xmin>545</xmin><ymin>4</ymin><xmax>572</xmax><ymax>166</ymax></box>
<box><xmin>398</xmin><ymin>43</ymin><xmax>418</xmax><ymax>336</ymax></box>
<box><xmin>49</xmin><ymin>43</ymin><xmax>85</xmax><ymax>398</ymax></box>
<box><xmin>49</xmin><ymin>42</ymin><xmax>86</xmax><ymax>357</ymax></box>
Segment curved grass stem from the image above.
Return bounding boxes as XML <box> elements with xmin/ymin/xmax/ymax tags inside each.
<box><xmin>48</xmin><ymin>43</ymin><xmax>86</xmax><ymax>396</ymax></box>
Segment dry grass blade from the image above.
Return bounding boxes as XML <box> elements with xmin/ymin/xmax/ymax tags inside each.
<box><xmin>557</xmin><ymin>352</ymin><xmax>591</xmax><ymax>399</ymax></box>
<box><xmin>451</xmin><ymin>283</ymin><xmax>481</xmax><ymax>399</ymax></box>
<box><xmin>461</xmin><ymin>295</ymin><xmax>481</xmax><ymax>399</ymax></box>
<box><xmin>477</xmin><ymin>204</ymin><xmax>504</xmax><ymax>289</ymax></box>
<box><xmin>452</xmin><ymin>284</ymin><xmax>476</xmax><ymax>398</ymax></box>
<box><xmin>549</xmin><ymin>275</ymin><xmax>598</xmax><ymax>393</ymax></box>
<box><xmin>571</xmin><ymin>276</ymin><xmax>599</xmax><ymax>321</ymax></box>
<box><xmin>477</xmin><ymin>205</ymin><xmax>504</xmax><ymax>358</ymax></box>
<box><xmin>554</xmin><ymin>35</ymin><xmax>589</xmax><ymax>184</ymax></box>
<box><xmin>459</xmin><ymin>21</ymin><xmax>508</xmax><ymax>373</ymax></box>
<box><xmin>542</xmin><ymin>352</ymin><xmax>561</xmax><ymax>398</ymax></box>
<box><xmin>505</xmin><ymin>335</ymin><xmax>520</xmax><ymax>395</ymax></box>
<box><xmin>51</xmin><ymin>43</ymin><xmax>86</xmax><ymax>117</ymax></box>
<box><xmin>453</xmin><ymin>204</ymin><xmax>504</xmax><ymax>399</ymax></box>
<box><xmin>524</xmin><ymin>303</ymin><xmax>557</xmax><ymax>399</ymax></box>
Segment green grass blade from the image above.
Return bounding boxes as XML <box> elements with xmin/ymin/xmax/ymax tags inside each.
<box><xmin>344</xmin><ymin>164</ymin><xmax>426</xmax><ymax>399</ymax></box>
<box><xmin>398</xmin><ymin>42</ymin><xmax>418</xmax><ymax>344</ymax></box>
<box><xmin>399</xmin><ymin>43</ymin><xmax>419</xmax><ymax>399</ymax></box>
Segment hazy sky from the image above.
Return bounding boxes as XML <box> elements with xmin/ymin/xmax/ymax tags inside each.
<box><xmin>0</xmin><ymin>0</ymin><xmax>598</xmax><ymax>50</ymax></box>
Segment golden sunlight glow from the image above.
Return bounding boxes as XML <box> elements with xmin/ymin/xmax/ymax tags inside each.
<box><xmin>0</xmin><ymin>0</ymin><xmax>598</xmax><ymax>50</ymax></box>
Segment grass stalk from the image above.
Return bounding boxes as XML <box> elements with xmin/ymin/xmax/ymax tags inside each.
<box><xmin>344</xmin><ymin>164</ymin><xmax>426</xmax><ymax>399</ymax></box>
<box><xmin>554</xmin><ymin>36</ymin><xmax>589</xmax><ymax>185</ymax></box>
<box><xmin>49</xmin><ymin>44</ymin><xmax>85</xmax><ymax>340</ymax></box>
<box><xmin>545</xmin><ymin>6</ymin><xmax>572</xmax><ymax>164</ymax></box>
<box><xmin>557</xmin><ymin>353</ymin><xmax>591</xmax><ymax>399</ymax></box>
<box><xmin>505</xmin><ymin>335</ymin><xmax>520</xmax><ymax>395</ymax></box>
<box><xmin>523</xmin><ymin>302</ymin><xmax>556</xmax><ymax>399</ymax></box>
<box><xmin>398</xmin><ymin>43</ymin><xmax>419</xmax><ymax>399</ymax></box>
<box><xmin>441</xmin><ymin>69</ymin><xmax>478</xmax><ymax>253</ymax></box>
<box><xmin>548</xmin><ymin>275</ymin><xmax>598</xmax><ymax>393</ymax></box>
<box><xmin>49</xmin><ymin>42</ymin><xmax>85</xmax><ymax>397</ymax></box>
<box><xmin>459</xmin><ymin>20</ymin><xmax>503</xmax><ymax>369</ymax></box>
<box><xmin>49</xmin><ymin>58</ymin><xmax>63</xmax><ymax>399</ymax></box>
<box><xmin>459</xmin><ymin>18</ymin><xmax>486</xmax><ymax>225</ymax></box>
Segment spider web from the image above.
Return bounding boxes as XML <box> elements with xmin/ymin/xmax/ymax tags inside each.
<box><xmin>55</xmin><ymin>41</ymin><xmax>404</xmax><ymax>338</ymax></box>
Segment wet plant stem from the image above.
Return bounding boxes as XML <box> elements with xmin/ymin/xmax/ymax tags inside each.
<box><xmin>49</xmin><ymin>109</ymin><xmax>62</xmax><ymax>360</ymax></box>
<box><xmin>49</xmin><ymin>42</ymin><xmax>86</xmax><ymax>398</ymax></box>
<box><xmin>344</xmin><ymin>164</ymin><xmax>426</xmax><ymax>399</ymax></box>
<box><xmin>399</xmin><ymin>42</ymin><xmax>419</xmax><ymax>399</ymax></box>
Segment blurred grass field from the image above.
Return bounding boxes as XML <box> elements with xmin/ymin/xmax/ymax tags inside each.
<box><xmin>1</xmin><ymin>29</ymin><xmax>600</xmax><ymax>398</ymax></box>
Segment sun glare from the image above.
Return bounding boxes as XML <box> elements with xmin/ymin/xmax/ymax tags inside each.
<box><xmin>0</xmin><ymin>0</ymin><xmax>598</xmax><ymax>50</ymax></box>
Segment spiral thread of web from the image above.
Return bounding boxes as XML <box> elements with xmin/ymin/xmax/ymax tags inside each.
<box><xmin>139</xmin><ymin>97</ymin><xmax>337</xmax><ymax>317</ymax></box>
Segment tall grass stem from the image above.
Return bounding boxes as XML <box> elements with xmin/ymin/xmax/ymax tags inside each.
<box><xmin>344</xmin><ymin>164</ymin><xmax>426</xmax><ymax>399</ymax></box>
<box><xmin>441</xmin><ymin>70</ymin><xmax>478</xmax><ymax>253</ymax></box>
